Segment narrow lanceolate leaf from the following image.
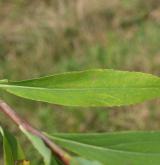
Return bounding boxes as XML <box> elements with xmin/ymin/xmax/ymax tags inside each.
<box><xmin>47</xmin><ymin>131</ymin><xmax>160</xmax><ymax>165</ymax></box>
<box><xmin>0</xmin><ymin>69</ymin><xmax>160</xmax><ymax>106</ymax></box>
<box><xmin>20</xmin><ymin>127</ymin><xmax>56</xmax><ymax>165</ymax></box>
<box><xmin>0</xmin><ymin>127</ymin><xmax>26</xmax><ymax>165</ymax></box>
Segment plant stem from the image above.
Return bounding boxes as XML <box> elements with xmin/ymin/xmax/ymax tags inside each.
<box><xmin>0</xmin><ymin>100</ymin><xmax>71</xmax><ymax>165</ymax></box>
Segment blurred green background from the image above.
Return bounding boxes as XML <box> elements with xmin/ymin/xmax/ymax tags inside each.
<box><xmin>0</xmin><ymin>0</ymin><xmax>160</xmax><ymax>164</ymax></box>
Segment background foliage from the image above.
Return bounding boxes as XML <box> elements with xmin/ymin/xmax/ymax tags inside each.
<box><xmin>0</xmin><ymin>0</ymin><xmax>160</xmax><ymax>164</ymax></box>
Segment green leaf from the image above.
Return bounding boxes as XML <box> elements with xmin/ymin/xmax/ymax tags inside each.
<box><xmin>0</xmin><ymin>69</ymin><xmax>160</xmax><ymax>107</ymax></box>
<box><xmin>71</xmin><ymin>157</ymin><xmax>102</xmax><ymax>165</ymax></box>
<box><xmin>0</xmin><ymin>127</ymin><xmax>26</xmax><ymax>165</ymax></box>
<box><xmin>52</xmin><ymin>131</ymin><xmax>160</xmax><ymax>153</ymax></box>
<box><xmin>20</xmin><ymin>127</ymin><xmax>57</xmax><ymax>165</ymax></box>
<box><xmin>47</xmin><ymin>131</ymin><xmax>160</xmax><ymax>165</ymax></box>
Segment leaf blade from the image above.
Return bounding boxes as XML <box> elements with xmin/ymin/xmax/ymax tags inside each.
<box><xmin>71</xmin><ymin>157</ymin><xmax>102</xmax><ymax>165</ymax></box>
<box><xmin>52</xmin><ymin>131</ymin><xmax>160</xmax><ymax>152</ymax></box>
<box><xmin>0</xmin><ymin>69</ymin><xmax>160</xmax><ymax>106</ymax></box>
<box><xmin>20</xmin><ymin>127</ymin><xmax>57</xmax><ymax>165</ymax></box>
<box><xmin>47</xmin><ymin>131</ymin><xmax>160</xmax><ymax>165</ymax></box>
<box><xmin>0</xmin><ymin>127</ymin><xmax>26</xmax><ymax>165</ymax></box>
